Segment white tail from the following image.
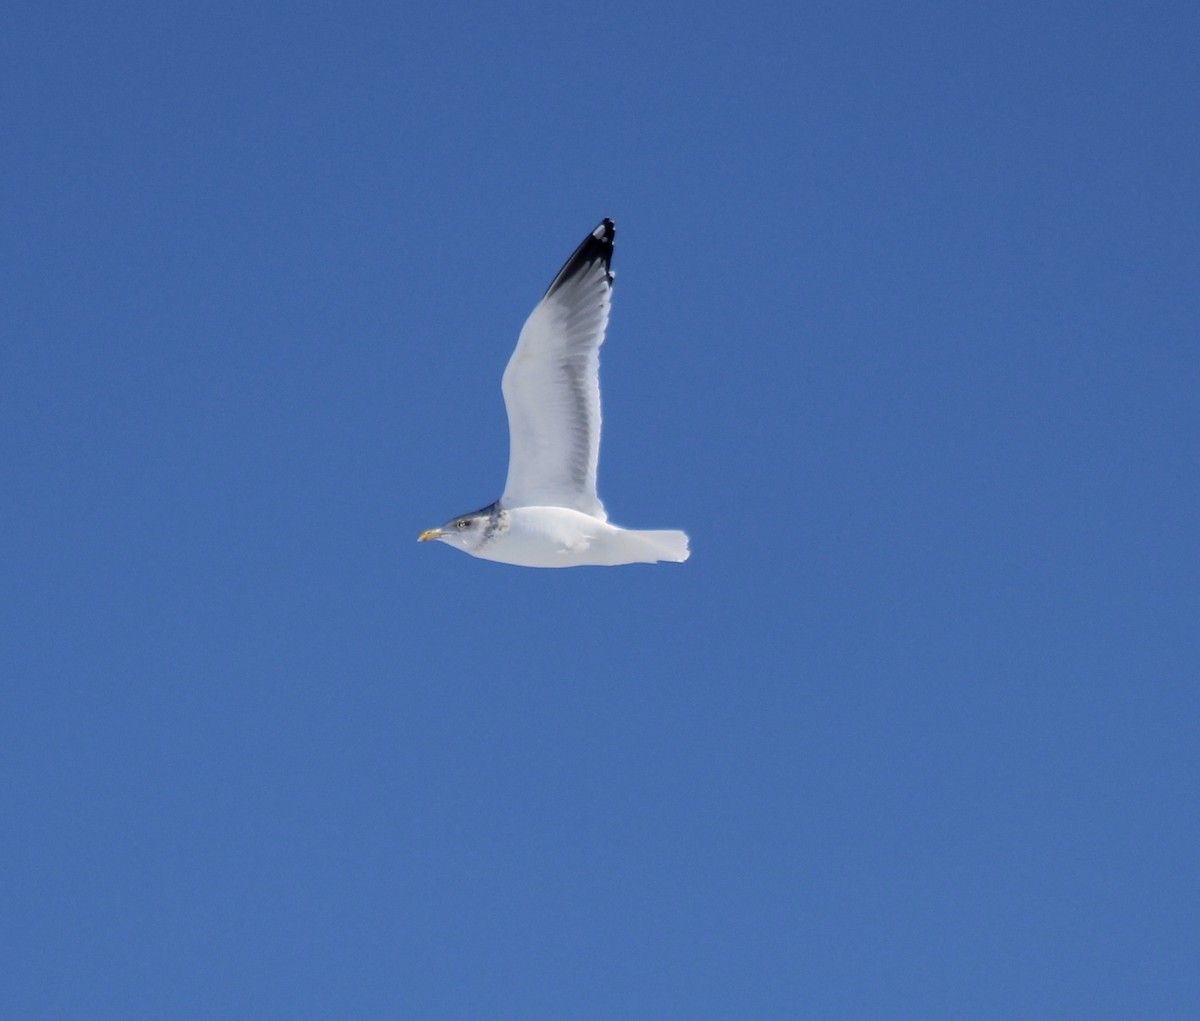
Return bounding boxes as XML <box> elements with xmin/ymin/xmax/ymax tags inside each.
<box><xmin>628</xmin><ymin>529</ymin><xmax>691</xmax><ymax>563</ymax></box>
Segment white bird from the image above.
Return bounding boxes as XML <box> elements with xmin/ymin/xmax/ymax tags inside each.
<box><xmin>419</xmin><ymin>219</ymin><xmax>690</xmax><ymax>567</ymax></box>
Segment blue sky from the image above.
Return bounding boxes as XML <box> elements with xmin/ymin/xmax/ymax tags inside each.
<box><xmin>3</xmin><ymin>1</ymin><xmax>1198</xmax><ymax>1017</ymax></box>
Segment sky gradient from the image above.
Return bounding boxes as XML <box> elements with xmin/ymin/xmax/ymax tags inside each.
<box><xmin>3</xmin><ymin>2</ymin><xmax>1198</xmax><ymax>1017</ymax></box>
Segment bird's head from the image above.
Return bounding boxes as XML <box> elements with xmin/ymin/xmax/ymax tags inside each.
<box><xmin>417</xmin><ymin>505</ymin><xmax>495</xmax><ymax>554</ymax></box>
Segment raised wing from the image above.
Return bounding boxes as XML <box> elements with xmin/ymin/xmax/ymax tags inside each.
<box><xmin>500</xmin><ymin>219</ymin><xmax>614</xmax><ymax>518</ymax></box>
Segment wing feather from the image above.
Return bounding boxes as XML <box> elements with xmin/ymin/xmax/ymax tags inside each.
<box><xmin>500</xmin><ymin>220</ymin><xmax>614</xmax><ymax>518</ymax></box>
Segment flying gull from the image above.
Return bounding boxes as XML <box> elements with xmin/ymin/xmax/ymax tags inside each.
<box><xmin>418</xmin><ymin>219</ymin><xmax>690</xmax><ymax>567</ymax></box>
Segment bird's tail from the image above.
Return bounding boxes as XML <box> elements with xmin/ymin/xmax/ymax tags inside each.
<box><xmin>629</xmin><ymin>529</ymin><xmax>691</xmax><ymax>563</ymax></box>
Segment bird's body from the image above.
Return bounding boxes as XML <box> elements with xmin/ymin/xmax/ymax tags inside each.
<box><xmin>443</xmin><ymin>503</ymin><xmax>689</xmax><ymax>569</ymax></box>
<box><xmin>419</xmin><ymin>220</ymin><xmax>689</xmax><ymax>568</ymax></box>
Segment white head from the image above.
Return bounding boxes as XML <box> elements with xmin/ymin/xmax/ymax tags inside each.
<box><xmin>417</xmin><ymin>503</ymin><xmax>500</xmax><ymax>556</ymax></box>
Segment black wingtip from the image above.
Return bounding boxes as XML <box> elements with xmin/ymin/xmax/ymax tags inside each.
<box><xmin>543</xmin><ymin>218</ymin><xmax>615</xmax><ymax>297</ymax></box>
<box><xmin>593</xmin><ymin>218</ymin><xmax>615</xmax><ymax>247</ymax></box>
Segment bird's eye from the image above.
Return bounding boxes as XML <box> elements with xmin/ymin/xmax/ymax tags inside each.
<box><xmin>456</xmin><ymin>519</ymin><xmax>470</xmax><ymax>530</ymax></box>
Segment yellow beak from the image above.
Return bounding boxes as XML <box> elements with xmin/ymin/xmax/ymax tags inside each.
<box><xmin>417</xmin><ymin>529</ymin><xmax>444</xmax><ymax>542</ymax></box>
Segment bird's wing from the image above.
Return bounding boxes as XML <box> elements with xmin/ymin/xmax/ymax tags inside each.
<box><xmin>500</xmin><ymin>219</ymin><xmax>614</xmax><ymax>519</ymax></box>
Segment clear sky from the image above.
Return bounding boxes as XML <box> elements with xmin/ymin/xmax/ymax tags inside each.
<box><xmin>3</xmin><ymin>2</ymin><xmax>1198</xmax><ymax>1018</ymax></box>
